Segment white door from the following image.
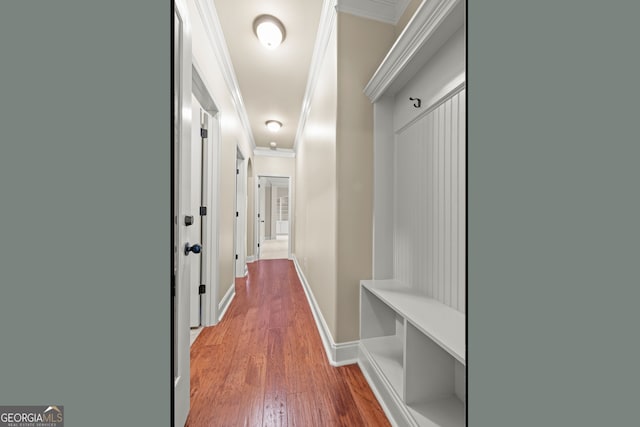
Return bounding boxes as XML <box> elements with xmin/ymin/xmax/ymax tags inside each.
<box><xmin>173</xmin><ymin>0</ymin><xmax>191</xmax><ymax>425</ymax></box>
<box><xmin>189</xmin><ymin>97</ymin><xmax>204</xmax><ymax>327</ymax></box>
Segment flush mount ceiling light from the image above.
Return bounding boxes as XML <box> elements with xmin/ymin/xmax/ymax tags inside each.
<box><xmin>269</xmin><ymin>142</ymin><xmax>277</xmax><ymax>149</ymax></box>
<box><xmin>265</xmin><ymin>120</ymin><xmax>282</xmax><ymax>132</ymax></box>
<box><xmin>253</xmin><ymin>15</ymin><xmax>286</xmax><ymax>49</ymax></box>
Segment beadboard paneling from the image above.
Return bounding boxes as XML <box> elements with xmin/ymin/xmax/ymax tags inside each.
<box><xmin>394</xmin><ymin>88</ymin><xmax>465</xmax><ymax>312</ymax></box>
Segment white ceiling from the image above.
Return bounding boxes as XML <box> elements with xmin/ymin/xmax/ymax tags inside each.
<box><xmin>213</xmin><ymin>0</ymin><xmax>324</xmax><ymax>150</ymax></box>
<box><xmin>212</xmin><ymin>0</ymin><xmax>414</xmax><ymax>152</ymax></box>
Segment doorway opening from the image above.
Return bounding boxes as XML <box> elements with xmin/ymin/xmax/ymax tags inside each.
<box><xmin>256</xmin><ymin>176</ymin><xmax>291</xmax><ymax>260</ymax></box>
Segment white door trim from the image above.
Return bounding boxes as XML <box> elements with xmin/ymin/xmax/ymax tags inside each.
<box><xmin>287</xmin><ymin>178</ymin><xmax>293</xmax><ymax>260</ymax></box>
<box><xmin>191</xmin><ymin>61</ymin><xmax>221</xmax><ymax>328</ymax></box>
<box><xmin>189</xmin><ymin>96</ymin><xmax>204</xmax><ymax>328</ymax></box>
<box><xmin>255</xmin><ymin>175</ymin><xmax>292</xmax><ymax>260</ymax></box>
<box><xmin>235</xmin><ymin>152</ymin><xmax>247</xmax><ymax>277</ymax></box>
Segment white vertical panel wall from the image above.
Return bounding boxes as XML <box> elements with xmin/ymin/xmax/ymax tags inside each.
<box><xmin>394</xmin><ymin>88</ymin><xmax>466</xmax><ymax>312</ymax></box>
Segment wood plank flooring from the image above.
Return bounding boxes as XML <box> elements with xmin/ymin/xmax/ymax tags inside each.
<box><xmin>186</xmin><ymin>259</ymin><xmax>390</xmax><ymax>427</ymax></box>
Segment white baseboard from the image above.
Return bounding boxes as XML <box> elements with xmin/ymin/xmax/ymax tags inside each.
<box><xmin>292</xmin><ymin>255</ymin><xmax>359</xmax><ymax>367</ymax></box>
<box><xmin>217</xmin><ymin>282</ymin><xmax>235</xmax><ymax>322</ymax></box>
<box><xmin>246</xmin><ymin>255</ymin><xmax>255</xmax><ymax>263</ymax></box>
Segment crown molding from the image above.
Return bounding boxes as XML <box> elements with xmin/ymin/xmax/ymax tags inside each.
<box><xmin>194</xmin><ymin>0</ymin><xmax>256</xmax><ymax>149</ymax></box>
<box><xmin>394</xmin><ymin>0</ymin><xmax>412</xmax><ymax>22</ymax></box>
<box><xmin>364</xmin><ymin>0</ymin><xmax>465</xmax><ymax>102</ymax></box>
<box><xmin>293</xmin><ymin>0</ymin><xmax>338</xmax><ymax>153</ymax></box>
<box><xmin>336</xmin><ymin>0</ymin><xmax>411</xmax><ymax>24</ymax></box>
<box><xmin>253</xmin><ymin>147</ymin><xmax>296</xmax><ymax>158</ymax></box>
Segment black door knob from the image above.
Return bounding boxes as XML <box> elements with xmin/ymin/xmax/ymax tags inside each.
<box><xmin>184</xmin><ymin>243</ymin><xmax>202</xmax><ymax>255</ymax></box>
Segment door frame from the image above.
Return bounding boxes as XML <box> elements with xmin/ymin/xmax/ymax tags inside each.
<box><xmin>192</xmin><ymin>60</ymin><xmax>221</xmax><ymax>328</ymax></box>
<box><xmin>254</xmin><ymin>175</ymin><xmax>292</xmax><ymax>260</ymax></box>
<box><xmin>189</xmin><ymin>94</ymin><xmax>205</xmax><ymax>328</ymax></box>
<box><xmin>234</xmin><ymin>150</ymin><xmax>247</xmax><ymax>277</ymax></box>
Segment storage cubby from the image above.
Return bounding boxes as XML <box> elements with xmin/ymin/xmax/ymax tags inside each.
<box><xmin>360</xmin><ymin>286</ymin><xmax>405</xmax><ymax>397</ymax></box>
<box><xmin>360</xmin><ymin>280</ymin><xmax>465</xmax><ymax>427</ymax></box>
<box><xmin>405</xmin><ymin>322</ymin><xmax>465</xmax><ymax>426</ymax></box>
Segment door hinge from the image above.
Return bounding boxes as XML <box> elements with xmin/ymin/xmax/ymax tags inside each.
<box><xmin>236</xmin><ymin>211</ymin><xmax>239</xmax><ymax>217</ymax></box>
<box><xmin>235</xmin><ymin>254</ymin><xmax>238</xmax><ymax>260</ymax></box>
<box><xmin>236</xmin><ymin>168</ymin><xmax>239</xmax><ymax>175</ymax></box>
<box><xmin>257</xmin><ymin>243</ymin><xmax>260</xmax><ymax>248</ymax></box>
<box><xmin>200</xmin><ymin>128</ymin><xmax>208</xmax><ymax>138</ymax></box>
<box><xmin>199</xmin><ymin>206</ymin><xmax>207</xmax><ymax>216</ymax></box>
<box><xmin>258</xmin><ymin>184</ymin><xmax>260</xmax><ymax>188</ymax></box>
<box><xmin>198</xmin><ymin>284</ymin><xmax>206</xmax><ymax>294</ymax></box>
<box><xmin>257</xmin><ymin>213</ymin><xmax>260</xmax><ymax>218</ymax></box>
<box><xmin>172</xmin><ymin>274</ymin><xmax>176</xmax><ymax>297</ymax></box>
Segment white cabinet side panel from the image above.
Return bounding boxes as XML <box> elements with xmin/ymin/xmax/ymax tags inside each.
<box><xmin>394</xmin><ymin>89</ymin><xmax>465</xmax><ymax>312</ymax></box>
<box><xmin>451</xmin><ymin>94</ymin><xmax>459</xmax><ymax>310</ymax></box>
<box><xmin>372</xmin><ymin>98</ymin><xmax>396</xmax><ymax>279</ymax></box>
<box><xmin>457</xmin><ymin>90</ymin><xmax>466</xmax><ymax>311</ymax></box>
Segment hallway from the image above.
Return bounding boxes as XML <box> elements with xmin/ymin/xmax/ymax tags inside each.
<box><xmin>186</xmin><ymin>260</ymin><xmax>390</xmax><ymax>426</ymax></box>
<box><xmin>258</xmin><ymin>237</ymin><xmax>289</xmax><ymax>260</ymax></box>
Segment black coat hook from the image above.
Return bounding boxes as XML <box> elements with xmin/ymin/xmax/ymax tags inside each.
<box><xmin>409</xmin><ymin>97</ymin><xmax>421</xmax><ymax>108</ymax></box>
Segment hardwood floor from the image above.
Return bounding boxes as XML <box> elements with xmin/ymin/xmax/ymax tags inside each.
<box><xmin>186</xmin><ymin>259</ymin><xmax>390</xmax><ymax>427</ymax></box>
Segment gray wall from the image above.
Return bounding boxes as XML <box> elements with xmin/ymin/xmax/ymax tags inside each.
<box><xmin>0</xmin><ymin>1</ymin><xmax>170</xmax><ymax>425</ymax></box>
<box><xmin>468</xmin><ymin>0</ymin><xmax>640</xmax><ymax>425</ymax></box>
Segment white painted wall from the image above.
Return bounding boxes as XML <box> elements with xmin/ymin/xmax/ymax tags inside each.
<box><xmin>294</xmin><ymin>16</ymin><xmax>339</xmax><ymax>339</ymax></box>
